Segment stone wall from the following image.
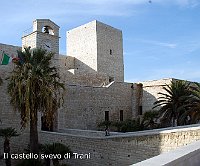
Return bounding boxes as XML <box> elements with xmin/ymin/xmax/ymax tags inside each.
<box><xmin>141</xmin><ymin>78</ymin><xmax>173</xmax><ymax>113</ymax></box>
<box><xmin>66</xmin><ymin>20</ymin><xmax>124</xmax><ymax>82</ymax></box>
<box><xmin>33</xmin><ymin>19</ymin><xmax>59</xmax><ymax>37</ymax></box>
<box><xmin>0</xmin><ymin>43</ymin><xmax>21</xmax><ymax>59</ymax></box>
<box><xmin>0</xmin><ymin>43</ymin><xmax>29</xmax><ymax>166</ymax></box>
<box><xmin>57</xmin><ymin>55</ymin><xmax>110</xmax><ymax>86</ymax></box>
<box><xmin>22</xmin><ymin>19</ymin><xmax>60</xmax><ymax>54</ymax></box>
<box><xmin>1</xmin><ymin>124</ymin><xmax>199</xmax><ymax>166</ymax></box>
<box><xmin>0</xmin><ymin>43</ymin><xmax>21</xmax><ymax>129</ymax></box>
<box><xmin>38</xmin><ymin>124</ymin><xmax>200</xmax><ymax>166</ymax></box>
<box><xmin>96</xmin><ymin>21</ymin><xmax>124</xmax><ymax>82</ymax></box>
<box><xmin>67</xmin><ymin>20</ymin><xmax>98</xmax><ymax>73</ymax></box>
<box><xmin>58</xmin><ymin>82</ymin><xmax>137</xmax><ymax>130</ymax></box>
<box><xmin>22</xmin><ymin>32</ymin><xmax>37</xmax><ymax>50</ymax></box>
<box><xmin>133</xmin><ymin>140</ymin><xmax>200</xmax><ymax>166</ymax></box>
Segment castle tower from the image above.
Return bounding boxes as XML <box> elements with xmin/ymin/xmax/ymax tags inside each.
<box><xmin>67</xmin><ymin>20</ymin><xmax>124</xmax><ymax>82</ymax></box>
<box><xmin>22</xmin><ymin>19</ymin><xmax>60</xmax><ymax>55</ymax></box>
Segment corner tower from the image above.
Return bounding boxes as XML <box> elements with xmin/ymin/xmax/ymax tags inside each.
<box><xmin>67</xmin><ymin>20</ymin><xmax>124</xmax><ymax>82</ymax></box>
<box><xmin>22</xmin><ymin>19</ymin><xmax>60</xmax><ymax>55</ymax></box>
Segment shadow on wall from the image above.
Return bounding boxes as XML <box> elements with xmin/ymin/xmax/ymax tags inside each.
<box><xmin>142</xmin><ymin>89</ymin><xmax>160</xmax><ymax>114</ymax></box>
<box><xmin>58</xmin><ymin>57</ymin><xmax>110</xmax><ymax>86</ymax></box>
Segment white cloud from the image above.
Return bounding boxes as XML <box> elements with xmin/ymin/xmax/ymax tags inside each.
<box><xmin>175</xmin><ymin>0</ymin><xmax>200</xmax><ymax>8</ymax></box>
<box><xmin>138</xmin><ymin>39</ymin><xmax>177</xmax><ymax>49</ymax></box>
<box><xmin>150</xmin><ymin>68</ymin><xmax>200</xmax><ymax>82</ymax></box>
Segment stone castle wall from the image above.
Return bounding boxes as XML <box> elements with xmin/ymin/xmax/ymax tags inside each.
<box><xmin>58</xmin><ymin>82</ymin><xmax>137</xmax><ymax>130</ymax></box>
<box><xmin>96</xmin><ymin>21</ymin><xmax>124</xmax><ymax>82</ymax></box>
<box><xmin>67</xmin><ymin>21</ymin><xmax>98</xmax><ymax>73</ymax></box>
<box><xmin>57</xmin><ymin>55</ymin><xmax>110</xmax><ymax>86</ymax></box>
<box><xmin>66</xmin><ymin>20</ymin><xmax>124</xmax><ymax>82</ymax></box>
<box><xmin>141</xmin><ymin>78</ymin><xmax>173</xmax><ymax>113</ymax></box>
<box><xmin>0</xmin><ymin>43</ymin><xmax>21</xmax><ymax>128</ymax></box>
<box><xmin>0</xmin><ymin>43</ymin><xmax>21</xmax><ymax>59</ymax></box>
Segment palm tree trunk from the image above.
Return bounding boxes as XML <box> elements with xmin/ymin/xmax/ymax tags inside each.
<box><xmin>30</xmin><ymin>110</ymin><xmax>39</xmax><ymax>154</ymax></box>
<box><xmin>52</xmin><ymin>159</ymin><xmax>59</xmax><ymax>166</ymax></box>
<box><xmin>4</xmin><ymin>138</ymin><xmax>11</xmax><ymax>166</ymax></box>
<box><xmin>45</xmin><ymin>159</ymin><xmax>51</xmax><ymax>166</ymax></box>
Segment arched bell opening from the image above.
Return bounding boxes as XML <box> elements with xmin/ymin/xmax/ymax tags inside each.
<box><xmin>42</xmin><ymin>26</ymin><xmax>54</xmax><ymax>35</ymax></box>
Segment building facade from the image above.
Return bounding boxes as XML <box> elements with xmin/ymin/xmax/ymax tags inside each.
<box><xmin>0</xmin><ymin>19</ymin><xmax>173</xmax><ymax>131</ymax></box>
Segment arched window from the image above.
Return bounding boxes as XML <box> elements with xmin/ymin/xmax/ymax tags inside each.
<box><xmin>42</xmin><ymin>26</ymin><xmax>54</xmax><ymax>35</ymax></box>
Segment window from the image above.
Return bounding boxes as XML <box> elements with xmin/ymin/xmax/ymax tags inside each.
<box><xmin>110</xmin><ymin>49</ymin><xmax>112</xmax><ymax>55</ymax></box>
<box><xmin>105</xmin><ymin>111</ymin><xmax>109</xmax><ymax>121</ymax></box>
<box><xmin>139</xmin><ymin>106</ymin><xmax>143</xmax><ymax>115</ymax></box>
<box><xmin>120</xmin><ymin>110</ymin><xmax>123</xmax><ymax>121</ymax></box>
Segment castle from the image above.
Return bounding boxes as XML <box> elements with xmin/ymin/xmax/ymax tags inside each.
<box><xmin>0</xmin><ymin>19</ymin><xmax>174</xmax><ymax>131</ymax></box>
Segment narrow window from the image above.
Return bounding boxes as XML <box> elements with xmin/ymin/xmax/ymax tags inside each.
<box><xmin>105</xmin><ymin>111</ymin><xmax>109</xmax><ymax>121</ymax></box>
<box><xmin>120</xmin><ymin>110</ymin><xmax>123</xmax><ymax>121</ymax></box>
<box><xmin>139</xmin><ymin>106</ymin><xmax>143</xmax><ymax>115</ymax></box>
<box><xmin>109</xmin><ymin>77</ymin><xmax>114</xmax><ymax>83</ymax></box>
<box><xmin>110</xmin><ymin>49</ymin><xmax>112</xmax><ymax>55</ymax></box>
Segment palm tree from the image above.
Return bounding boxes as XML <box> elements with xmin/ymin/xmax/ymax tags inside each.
<box><xmin>7</xmin><ymin>47</ymin><xmax>64</xmax><ymax>154</ymax></box>
<box><xmin>141</xmin><ymin>111</ymin><xmax>159</xmax><ymax>129</ymax></box>
<box><xmin>0</xmin><ymin>127</ymin><xmax>19</xmax><ymax>166</ymax></box>
<box><xmin>179</xmin><ymin>82</ymin><xmax>200</xmax><ymax>124</ymax></box>
<box><xmin>153</xmin><ymin>80</ymin><xmax>191</xmax><ymax>127</ymax></box>
<box><xmin>41</xmin><ymin>143</ymin><xmax>72</xmax><ymax>166</ymax></box>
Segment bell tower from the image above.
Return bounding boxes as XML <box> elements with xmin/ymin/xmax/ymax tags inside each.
<box><xmin>22</xmin><ymin>19</ymin><xmax>60</xmax><ymax>55</ymax></box>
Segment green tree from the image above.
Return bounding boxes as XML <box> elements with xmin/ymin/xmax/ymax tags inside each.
<box><xmin>7</xmin><ymin>48</ymin><xmax>64</xmax><ymax>154</ymax></box>
<box><xmin>141</xmin><ymin>111</ymin><xmax>159</xmax><ymax>129</ymax></box>
<box><xmin>153</xmin><ymin>80</ymin><xmax>191</xmax><ymax>127</ymax></box>
<box><xmin>40</xmin><ymin>143</ymin><xmax>72</xmax><ymax>166</ymax></box>
<box><xmin>179</xmin><ymin>82</ymin><xmax>200</xmax><ymax>124</ymax></box>
<box><xmin>0</xmin><ymin>127</ymin><xmax>19</xmax><ymax>166</ymax></box>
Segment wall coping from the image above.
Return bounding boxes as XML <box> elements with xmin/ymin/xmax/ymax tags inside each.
<box><xmin>41</xmin><ymin>124</ymin><xmax>200</xmax><ymax>140</ymax></box>
<box><xmin>131</xmin><ymin>140</ymin><xmax>200</xmax><ymax>166</ymax></box>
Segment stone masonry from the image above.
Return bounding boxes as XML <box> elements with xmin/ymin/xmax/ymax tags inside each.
<box><xmin>67</xmin><ymin>20</ymin><xmax>124</xmax><ymax>82</ymax></box>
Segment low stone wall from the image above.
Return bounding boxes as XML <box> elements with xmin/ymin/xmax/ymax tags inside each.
<box><xmin>39</xmin><ymin>124</ymin><xmax>200</xmax><ymax>166</ymax></box>
<box><xmin>133</xmin><ymin>140</ymin><xmax>200</xmax><ymax>166</ymax></box>
<box><xmin>58</xmin><ymin>128</ymin><xmax>125</xmax><ymax>137</ymax></box>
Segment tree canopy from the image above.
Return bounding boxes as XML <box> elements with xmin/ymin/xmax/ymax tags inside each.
<box><xmin>7</xmin><ymin>47</ymin><xmax>64</xmax><ymax>153</ymax></box>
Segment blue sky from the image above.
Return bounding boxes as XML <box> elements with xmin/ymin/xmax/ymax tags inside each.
<box><xmin>0</xmin><ymin>0</ymin><xmax>200</xmax><ymax>82</ymax></box>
